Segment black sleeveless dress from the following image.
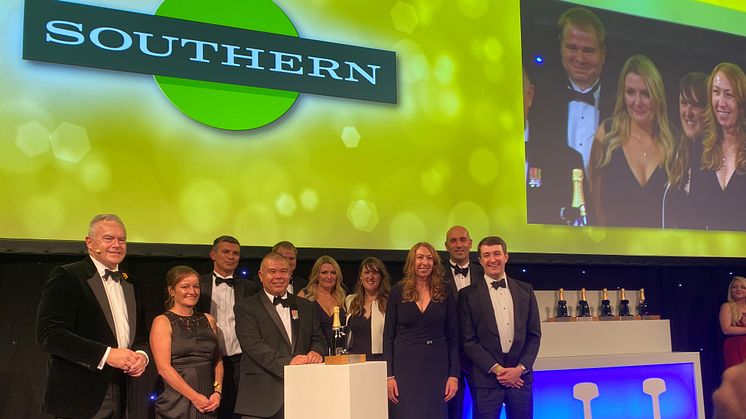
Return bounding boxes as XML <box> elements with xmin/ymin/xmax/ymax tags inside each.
<box><xmin>155</xmin><ymin>311</ymin><xmax>218</xmax><ymax>419</ymax></box>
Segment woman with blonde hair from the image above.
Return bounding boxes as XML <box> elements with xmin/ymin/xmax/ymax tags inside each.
<box><xmin>589</xmin><ymin>54</ymin><xmax>675</xmax><ymax>227</ymax></box>
<box><xmin>383</xmin><ymin>243</ymin><xmax>459</xmax><ymax>419</ymax></box>
<box><xmin>689</xmin><ymin>62</ymin><xmax>746</xmax><ymax>231</ymax></box>
<box><xmin>299</xmin><ymin>255</ymin><xmax>347</xmax><ymax>355</ymax></box>
<box><xmin>720</xmin><ymin>276</ymin><xmax>746</xmax><ymax>369</ymax></box>
<box><xmin>344</xmin><ymin>257</ymin><xmax>391</xmax><ymax>361</ymax></box>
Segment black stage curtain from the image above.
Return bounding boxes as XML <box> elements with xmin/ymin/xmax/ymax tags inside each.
<box><xmin>1</xmin><ymin>245</ymin><xmax>741</xmax><ymax>418</ymax></box>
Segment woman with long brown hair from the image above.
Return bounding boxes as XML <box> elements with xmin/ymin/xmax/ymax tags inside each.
<box><xmin>383</xmin><ymin>243</ymin><xmax>459</xmax><ymax>419</ymax></box>
<box><xmin>344</xmin><ymin>257</ymin><xmax>391</xmax><ymax>361</ymax></box>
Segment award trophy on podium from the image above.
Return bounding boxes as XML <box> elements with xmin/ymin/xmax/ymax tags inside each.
<box><xmin>577</xmin><ymin>288</ymin><xmax>591</xmax><ymax>320</ymax></box>
<box><xmin>618</xmin><ymin>288</ymin><xmax>631</xmax><ymax>317</ymax></box>
<box><xmin>599</xmin><ymin>288</ymin><xmax>613</xmax><ymax>319</ymax></box>
<box><xmin>556</xmin><ymin>288</ymin><xmax>569</xmax><ymax>320</ymax></box>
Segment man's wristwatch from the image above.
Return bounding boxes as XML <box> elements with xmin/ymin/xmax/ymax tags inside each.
<box><xmin>518</xmin><ymin>364</ymin><xmax>528</xmax><ymax>376</ymax></box>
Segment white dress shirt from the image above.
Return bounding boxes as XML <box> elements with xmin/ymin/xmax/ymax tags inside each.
<box><xmin>485</xmin><ymin>274</ymin><xmax>514</xmax><ymax>353</ymax></box>
<box><xmin>567</xmin><ymin>80</ymin><xmax>601</xmax><ymax>172</ymax></box>
<box><xmin>211</xmin><ymin>273</ymin><xmax>242</xmax><ymax>356</ymax></box>
<box><xmin>90</xmin><ymin>256</ymin><xmax>130</xmax><ymax>369</ymax></box>
<box><xmin>449</xmin><ymin>260</ymin><xmax>472</xmax><ymax>291</ymax></box>
<box><xmin>265</xmin><ymin>290</ymin><xmax>292</xmax><ymax>344</ymax></box>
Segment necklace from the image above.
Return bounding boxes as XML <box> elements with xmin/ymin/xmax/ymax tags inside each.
<box><xmin>630</xmin><ymin>134</ymin><xmax>654</xmax><ymax>159</ymax></box>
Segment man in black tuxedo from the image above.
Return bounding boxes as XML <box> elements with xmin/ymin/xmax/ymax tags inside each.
<box><xmin>443</xmin><ymin>225</ymin><xmax>483</xmax><ymax>419</ymax></box>
<box><xmin>36</xmin><ymin>214</ymin><xmax>149</xmax><ymax>419</ymax></box>
<box><xmin>524</xmin><ymin>64</ymin><xmax>587</xmax><ymax>225</ymax></box>
<box><xmin>272</xmin><ymin>241</ymin><xmax>308</xmax><ymax>294</ymax></box>
<box><xmin>530</xmin><ymin>6</ymin><xmax>612</xmax><ymax>174</ymax></box>
<box><xmin>234</xmin><ymin>252</ymin><xmax>326</xmax><ymax>419</ymax></box>
<box><xmin>197</xmin><ymin>235</ymin><xmax>259</xmax><ymax>419</ymax></box>
<box><xmin>458</xmin><ymin>236</ymin><xmax>541</xmax><ymax>419</ymax></box>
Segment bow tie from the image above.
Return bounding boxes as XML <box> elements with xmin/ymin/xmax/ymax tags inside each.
<box><xmin>273</xmin><ymin>295</ymin><xmax>289</xmax><ymax>308</ymax></box>
<box><xmin>215</xmin><ymin>276</ymin><xmax>234</xmax><ymax>287</ymax></box>
<box><xmin>567</xmin><ymin>83</ymin><xmax>599</xmax><ymax>106</ymax></box>
<box><xmin>451</xmin><ymin>264</ymin><xmax>469</xmax><ymax>277</ymax></box>
<box><xmin>103</xmin><ymin>269</ymin><xmax>123</xmax><ymax>282</ymax></box>
<box><xmin>491</xmin><ymin>279</ymin><xmax>506</xmax><ymax>289</ymax></box>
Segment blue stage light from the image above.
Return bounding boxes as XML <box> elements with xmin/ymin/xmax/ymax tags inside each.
<box><xmin>534</xmin><ymin>55</ymin><xmax>544</xmax><ymax>64</ymax></box>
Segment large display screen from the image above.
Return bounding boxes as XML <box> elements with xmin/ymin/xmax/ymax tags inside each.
<box><xmin>2</xmin><ymin>0</ymin><xmax>746</xmax><ymax>257</ymax></box>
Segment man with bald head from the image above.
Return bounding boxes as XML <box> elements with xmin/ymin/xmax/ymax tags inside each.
<box><xmin>36</xmin><ymin>214</ymin><xmax>149</xmax><ymax>419</ymax></box>
<box><xmin>443</xmin><ymin>225</ymin><xmax>483</xmax><ymax>419</ymax></box>
<box><xmin>234</xmin><ymin>252</ymin><xmax>326</xmax><ymax>419</ymax></box>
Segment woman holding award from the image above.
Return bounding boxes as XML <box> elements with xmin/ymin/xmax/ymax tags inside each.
<box><xmin>689</xmin><ymin>62</ymin><xmax>746</xmax><ymax>231</ymax></box>
<box><xmin>150</xmin><ymin>266</ymin><xmax>223</xmax><ymax>418</ymax></box>
<box><xmin>344</xmin><ymin>257</ymin><xmax>391</xmax><ymax>361</ymax></box>
<box><xmin>299</xmin><ymin>255</ymin><xmax>347</xmax><ymax>355</ymax></box>
<box><xmin>589</xmin><ymin>54</ymin><xmax>675</xmax><ymax>227</ymax></box>
<box><xmin>383</xmin><ymin>243</ymin><xmax>459</xmax><ymax>419</ymax></box>
<box><xmin>720</xmin><ymin>276</ymin><xmax>746</xmax><ymax>369</ymax></box>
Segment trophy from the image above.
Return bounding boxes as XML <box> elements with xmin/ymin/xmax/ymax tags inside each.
<box><xmin>577</xmin><ymin>288</ymin><xmax>591</xmax><ymax>318</ymax></box>
<box><xmin>561</xmin><ymin>169</ymin><xmax>588</xmax><ymax>226</ymax></box>
<box><xmin>331</xmin><ymin>306</ymin><xmax>347</xmax><ymax>356</ymax></box>
<box><xmin>557</xmin><ymin>288</ymin><xmax>569</xmax><ymax>318</ymax></box>
<box><xmin>618</xmin><ymin>288</ymin><xmax>631</xmax><ymax>317</ymax></box>
<box><xmin>638</xmin><ymin>288</ymin><xmax>650</xmax><ymax>316</ymax></box>
<box><xmin>599</xmin><ymin>288</ymin><xmax>613</xmax><ymax>317</ymax></box>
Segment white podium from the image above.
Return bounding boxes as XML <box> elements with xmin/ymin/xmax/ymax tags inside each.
<box><xmin>284</xmin><ymin>361</ymin><xmax>387</xmax><ymax>419</ymax></box>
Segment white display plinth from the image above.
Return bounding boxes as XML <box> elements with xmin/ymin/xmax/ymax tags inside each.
<box><xmin>538</xmin><ymin>319</ymin><xmax>671</xmax><ymax>357</ymax></box>
<box><xmin>284</xmin><ymin>361</ymin><xmax>387</xmax><ymax>419</ymax></box>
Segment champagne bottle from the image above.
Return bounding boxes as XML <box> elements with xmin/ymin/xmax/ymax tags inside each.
<box><xmin>331</xmin><ymin>306</ymin><xmax>347</xmax><ymax>356</ymax></box>
<box><xmin>600</xmin><ymin>288</ymin><xmax>612</xmax><ymax>317</ymax></box>
<box><xmin>557</xmin><ymin>288</ymin><xmax>569</xmax><ymax>317</ymax></box>
<box><xmin>577</xmin><ymin>288</ymin><xmax>591</xmax><ymax>317</ymax></box>
<box><xmin>561</xmin><ymin>169</ymin><xmax>588</xmax><ymax>226</ymax></box>
<box><xmin>638</xmin><ymin>288</ymin><xmax>649</xmax><ymax>316</ymax></box>
<box><xmin>618</xmin><ymin>288</ymin><xmax>631</xmax><ymax>316</ymax></box>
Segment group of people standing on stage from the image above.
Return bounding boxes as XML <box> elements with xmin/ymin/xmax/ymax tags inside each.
<box><xmin>36</xmin><ymin>215</ymin><xmax>540</xmax><ymax>419</ymax></box>
<box><xmin>525</xmin><ymin>6</ymin><xmax>746</xmax><ymax>231</ymax></box>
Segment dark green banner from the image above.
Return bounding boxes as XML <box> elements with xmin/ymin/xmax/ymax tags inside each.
<box><xmin>23</xmin><ymin>0</ymin><xmax>398</xmax><ymax>103</ymax></box>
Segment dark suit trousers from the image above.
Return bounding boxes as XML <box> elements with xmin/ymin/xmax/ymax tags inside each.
<box><xmin>220</xmin><ymin>354</ymin><xmax>242</xmax><ymax>419</ymax></box>
<box><xmin>57</xmin><ymin>382</ymin><xmax>122</xmax><ymax>419</ymax></box>
<box><xmin>471</xmin><ymin>381</ymin><xmax>532</xmax><ymax>419</ymax></box>
<box><xmin>241</xmin><ymin>406</ymin><xmax>283</xmax><ymax>419</ymax></box>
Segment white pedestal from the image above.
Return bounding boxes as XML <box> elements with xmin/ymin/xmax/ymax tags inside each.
<box><xmin>538</xmin><ymin>319</ymin><xmax>671</xmax><ymax>357</ymax></box>
<box><xmin>284</xmin><ymin>361</ymin><xmax>387</xmax><ymax>419</ymax></box>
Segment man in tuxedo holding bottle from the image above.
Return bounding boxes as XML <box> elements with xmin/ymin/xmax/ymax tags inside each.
<box><xmin>458</xmin><ymin>236</ymin><xmax>541</xmax><ymax>418</ymax></box>
<box><xmin>197</xmin><ymin>235</ymin><xmax>259</xmax><ymax>419</ymax></box>
<box><xmin>443</xmin><ymin>225</ymin><xmax>483</xmax><ymax>419</ymax></box>
<box><xmin>36</xmin><ymin>214</ymin><xmax>149</xmax><ymax>419</ymax></box>
<box><xmin>234</xmin><ymin>252</ymin><xmax>326</xmax><ymax>419</ymax></box>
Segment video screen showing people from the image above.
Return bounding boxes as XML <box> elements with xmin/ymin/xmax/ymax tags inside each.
<box><xmin>521</xmin><ymin>0</ymin><xmax>746</xmax><ymax>232</ymax></box>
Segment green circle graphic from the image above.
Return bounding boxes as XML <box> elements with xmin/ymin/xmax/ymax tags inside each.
<box><xmin>154</xmin><ymin>0</ymin><xmax>299</xmax><ymax>131</ymax></box>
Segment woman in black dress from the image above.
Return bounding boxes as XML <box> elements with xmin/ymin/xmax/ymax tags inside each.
<box><xmin>589</xmin><ymin>54</ymin><xmax>676</xmax><ymax>227</ymax></box>
<box><xmin>299</xmin><ymin>255</ymin><xmax>347</xmax><ymax>355</ymax></box>
<box><xmin>150</xmin><ymin>266</ymin><xmax>223</xmax><ymax>418</ymax></box>
<box><xmin>383</xmin><ymin>242</ymin><xmax>459</xmax><ymax>419</ymax></box>
<box><xmin>344</xmin><ymin>257</ymin><xmax>391</xmax><ymax>361</ymax></box>
<box><xmin>689</xmin><ymin>62</ymin><xmax>746</xmax><ymax>231</ymax></box>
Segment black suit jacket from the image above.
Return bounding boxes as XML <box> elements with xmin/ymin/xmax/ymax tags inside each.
<box><xmin>458</xmin><ymin>276</ymin><xmax>541</xmax><ymax>389</ymax></box>
<box><xmin>443</xmin><ymin>261</ymin><xmax>484</xmax><ymax>297</ymax></box>
<box><xmin>233</xmin><ymin>292</ymin><xmax>326</xmax><ymax>417</ymax></box>
<box><xmin>35</xmin><ymin>257</ymin><xmax>148</xmax><ymax>419</ymax></box>
<box><xmin>196</xmin><ymin>272</ymin><xmax>259</xmax><ymax>317</ymax></box>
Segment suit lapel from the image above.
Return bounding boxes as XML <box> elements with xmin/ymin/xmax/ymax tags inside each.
<box><xmin>121</xmin><ymin>279</ymin><xmax>136</xmax><ymax>346</ymax></box>
<box><xmin>477</xmin><ymin>279</ymin><xmax>501</xmax><ymax>339</ymax></box>
<box><xmin>87</xmin><ymin>272</ymin><xmax>117</xmax><ymax>339</ymax></box>
<box><xmin>260</xmin><ymin>293</ymin><xmax>292</xmax><ymax>349</ymax></box>
<box><xmin>288</xmin><ymin>295</ymin><xmax>300</xmax><ymax>353</ymax></box>
<box><xmin>508</xmin><ymin>277</ymin><xmax>526</xmax><ymax>338</ymax></box>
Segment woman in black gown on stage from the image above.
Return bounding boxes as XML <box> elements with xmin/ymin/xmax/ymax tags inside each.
<box><xmin>151</xmin><ymin>266</ymin><xmax>223</xmax><ymax>419</ymax></box>
<box><xmin>589</xmin><ymin>54</ymin><xmax>676</xmax><ymax>227</ymax></box>
<box><xmin>689</xmin><ymin>62</ymin><xmax>746</xmax><ymax>231</ymax></box>
<box><xmin>299</xmin><ymin>255</ymin><xmax>347</xmax><ymax>355</ymax></box>
<box><xmin>383</xmin><ymin>242</ymin><xmax>459</xmax><ymax>419</ymax></box>
<box><xmin>344</xmin><ymin>257</ymin><xmax>391</xmax><ymax>361</ymax></box>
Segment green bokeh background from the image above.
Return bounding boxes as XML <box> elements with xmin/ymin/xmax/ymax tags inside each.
<box><xmin>2</xmin><ymin>0</ymin><xmax>746</xmax><ymax>257</ymax></box>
